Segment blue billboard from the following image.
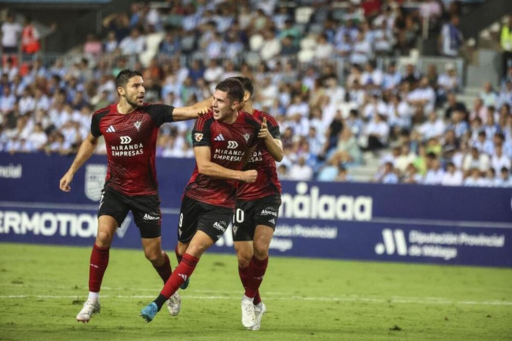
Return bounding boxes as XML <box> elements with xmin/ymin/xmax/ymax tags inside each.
<box><xmin>0</xmin><ymin>153</ymin><xmax>511</xmax><ymax>267</ymax></box>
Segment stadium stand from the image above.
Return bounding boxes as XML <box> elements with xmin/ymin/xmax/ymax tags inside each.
<box><xmin>0</xmin><ymin>0</ymin><xmax>511</xmax><ymax>187</ymax></box>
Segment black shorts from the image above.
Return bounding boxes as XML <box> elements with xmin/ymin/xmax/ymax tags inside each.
<box><xmin>232</xmin><ymin>195</ymin><xmax>281</xmax><ymax>242</ymax></box>
<box><xmin>98</xmin><ymin>186</ymin><xmax>162</xmax><ymax>239</ymax></box>
<box><xmin>177</xmin><ymin>195</ymin><xmax>233</xmax><ymax>243</ymax></box>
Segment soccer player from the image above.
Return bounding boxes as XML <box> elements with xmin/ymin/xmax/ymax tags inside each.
<box><xmin>59</xmin><ymin>69</ymin><xmax>209</xmax><ymax>323</ymax></box>
<box><xmin>232</xmin><ymin>76</ymin><xmax>283</xmax><ymax>330</ymax></box>
<box><xmin>139</xmin><ymin>78</ymin><xmax>260</xmax><ymax>323</ymax></box>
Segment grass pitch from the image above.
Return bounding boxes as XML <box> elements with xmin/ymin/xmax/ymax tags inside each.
<box><xmin>0</xmin><ymin>243</ymin><xmax>511</xmax><ymax>341</ymax></box>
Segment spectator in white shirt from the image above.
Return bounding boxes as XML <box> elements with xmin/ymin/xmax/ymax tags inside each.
<box><xmin>18</xmin><ymin>89</ymin><xmax>35</xmax><ymax>115</ymax></box>
<box><xmin>491</xmin><ymin>145</ymin><xmax>511</xmax><ymax>171</ymax></box>
<box><xmin>289</xmin><ymin>156</ymin><xmax>313</xmax><ymax>181</ymax></box>
<box><xmin>376</xmin><ymin>162</ymin><xmax>399</xmax><ymax>184</ymax></box>
<box><xmin>203</xmin><ymin>59</ymin><xmax>224</xmax><ymax>84</ymax></box>
<box><xmin>387</xmin><ymin>94</ymin><xmax>411</xmax><ymax>129</ymax></box>
<box><xmin>464</xmin><ymin>168</ymin><xmax>484</xmax><ymax>186</ymax></box>
<box><xmin>119</xmin><ymin>28</ymin><xmax>146</xmax><ymax>55</ymax></box>
<box><xmin>441</xmin><ymin>162</ymin><xmax>463</xmax><ymax>186</ymax></box>
<box><xmin>418</xmin><ymin>111</ymin><xmax>446</xmax><ymax>141</ymax></box>
<box><xmin>424</xmin><ymin>158</ymin><xmax>444</xmax><ymax>185</ymax></box>
<box><xmin>286</xmin><ymin>95</ymin><xmax>309</xmax><ymax>118</ymax></box>
<box><xmin>1</xmin><ymin>13</ymin><xmax>22</xmax><ymax>54</ymax></box>
<box><xmin>361</xmin><ymin>61</ymin><xmax>383</xmax><ymax>88</ymax></box>
<box><xmin>27</xmin><ymin>123</ymin><xmax>47</xmax><ymax>151</ymax></box>
<box><xmin>314</xmin><ymin>34</ymin><xmax>334</xmax><ymax>60</ymax></box>
<box><xmin>350</xmin><ymin>32</ymin><xmax>372</xmax><ymax>65</ymax></box>
<box><xmin>408</xmin><ymin>77</ymin><xmax>436</xmax><ymax>113</ymax></box>
<box><xmin>480</xmin><ymin>82</ymin><xmax>498</xmax><ymax>107</ymax></box>
<box><xmin>395</xmin><ymin>144</ymin><xmax>417</xmax><ymax>174</ymax></box>
<box><xmin>497</xmin><ymin>167</ymin><xmax>512</xmax><ymax>187</ymax></box>
<box><xmin>463</xmin><ymin>147</ymin><xmax>490</xmax><ymax>172</ymax></box>
<box><xmin>472</xmin><ymin>131</ymin><xmax>493</xmax><ymax>155</ymax></box>
<box><xmin>260</xmin><ymin>29</ymin><xmax>281</xmax><ymax>61</ymax></box>
<box><xmin>0</xmin><ymin>87</ymin><xmax>16</xmax><ymax>114</ymax></box>
<box><xmin>364</xmin><ymin>114</ymin><xmax>389</xmax><ymax>151</ymax></box>
<box><xmin>382</xmin><ymin>62</ymin><xmax>402</xmax><ymax>91</ymax></box>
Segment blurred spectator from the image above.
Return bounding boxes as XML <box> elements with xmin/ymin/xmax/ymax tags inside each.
<box><xmin>119</xmin><ymin>28</ymin><xmax>146</xmax><ymax>55</ymax></box>
<box><xmin>289</xmin><ymin>156</ymin><xmax>313</xmax><ymax>181</ymax></box>
<box><xmin>440</xmin><ymin>15</ymin><xmax>463</xmax><ymax>57</ymax></box>
<box><xmin>501</xmin><ymin>15</ymin><xmax>512</xmax><ymax>77</ymax></box>
<box><xmin>424</xmin><ymin>158</ymin><xmax>444</xmax><ymax>185</ymax></box>
<box><xmin>441</xmin><ymin>162</ymin><xmax>463</xmax><ymax>186</ymax></box>
<box><xmin>21</xmin><ymin>17</ymin><xmax>40</xmax><ymax>56</ymax></box>
<box><xmin>1</xmin><ymin>13</ymin><xmax>22</xmax><ymax>57</ymax></box>
<box><xmin>375</xmin><ymin>162</ymin><xmax>399</xmax><ymax>184</ymax></box>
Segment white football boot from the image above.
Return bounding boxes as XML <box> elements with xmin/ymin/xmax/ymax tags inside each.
<box><xmin>166</xmin><ymin>292</ymin><xmax>181</xmax><ymax>316</ymax></box>
<box><xmin>252</xmin><ymin>302</ymin><xmax>267</xmax><ymax>330</ymax></box>
<box><xmin>76</xmin><ymin>299</ymin><xmax>101</xmax><ymax>323</ymax></box>
<box><xmin>241</xmin><ymin>296</ymin><xmax>256</xmax><ymax>329</ymax></box>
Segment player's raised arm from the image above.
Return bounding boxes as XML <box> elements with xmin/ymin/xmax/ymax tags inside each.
<box><xmin>172</xmin><ymin>97</ymin><xmax>213</xmax><ymax>121</ymax></box>
<box><xmin>258</xmin><ymin>116</ymin><xmax>283</xmax><ymax>162</ymax></box>
<box><xmin>59</xmin><ymin>132</ymin><xmax>99</xmax><ymax>192</ymax></box>
<box><xmin>194</xmin><ymin>146</ymin><xmax>257</xmax><ymax>183</ymax></box>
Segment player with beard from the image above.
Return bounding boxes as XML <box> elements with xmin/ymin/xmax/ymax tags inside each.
<box><xmin>60</xmin><ymin>69</ymin><xmax>209</xmax><ymax>323</ymax></box>
<box><xmin>139</xmin><ymin>78</ymin><xmax>261</xmax><ymax>325</ymax></box>
<box><xmin>232</xmin><ymin>76</ymin><xmax>283</xmax><ymax>330</ymax></box>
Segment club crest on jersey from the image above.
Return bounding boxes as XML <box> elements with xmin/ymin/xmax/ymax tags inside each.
<box><xmin>134</xmin><ymin>120</ymin><xmax>142</xmax><ymax>131</ymax></box>
<box><xmin>243</xmin><ymin>133</ymin><xmax>251</xmax><ymax>143</ymax></box>
<box><xmin>194</xmin><ymin>133</ymin><xmax>203</xmax><ymax>142</ymax></box>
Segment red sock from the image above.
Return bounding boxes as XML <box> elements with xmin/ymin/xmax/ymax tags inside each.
<box><xmin>89</xmin><ymin>243</ymin><xmax>109</xmax><ymax>293</ymax></box>
<box><xmin>175</xmin><ymin>246</ymin><xmax>183</xmax><ymax>264</ymax></box>
<box><xmin>160</xmin><ymin>253</ymin><xmax>199</xmax><ymax>299</ymax></box>
<box><xmin>153</xmin><ymin>252</ymin><xmax>172</xmax><ymax>283</ymax></box>
<box><xmin>239</xmin><ymin>266</ymin><xmax>261</xmax><ymax>304</ymax></box>
<box><xmin>245</xmin><ymin>256</ymin><xmax>268</xmax><ymax>299</ymax></box>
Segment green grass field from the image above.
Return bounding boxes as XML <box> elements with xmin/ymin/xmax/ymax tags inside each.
<box><xmin>0</xmin><ymin>243</ymin><xmax>511</xmax><ymax>341</ymax></box>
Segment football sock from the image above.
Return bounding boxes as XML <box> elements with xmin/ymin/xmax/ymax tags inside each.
<box><xmin>88</xmin><ymin>243</ymin><xmax>109</xmax><ymax>294</ymax></box>
<box><xmin>153</xmin><ymin>252</ymin><xmax>172</xmax><ymax>283</ymax></box>
<box><xmin>239</xmin><ymin>265</ymin><xmax>261</xmax><ymax>305</ymax></box>
<box><xmin>245</xmin><ymin>256</ymin><xmax>268</xmax><ymax>299</ymax></box>
<box><xmin>155</xmin><ymin>253</ymin><xmax>199</xmax><ymax>310</ymax></box>
<box><xmin>88</xmin><ymin>291</ymin><xmax>99</xmax><ymax>302</ymax></box>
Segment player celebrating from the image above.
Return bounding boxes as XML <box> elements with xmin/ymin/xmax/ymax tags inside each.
<box><xmin>139</xmin><ymin>78</ymin><xmax>260</xmax><ymax>323</ymax></box>
<box><xmin>231</xmin><ymin>77</ymin><xmax>283</xmax><ymax>330</ymax></box>
<box><xmin>59</xmin><ymin>69</ymin><xmax>209</xmax><ymax>323</ymax></box>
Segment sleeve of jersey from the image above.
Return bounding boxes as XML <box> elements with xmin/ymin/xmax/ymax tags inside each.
<box><xmin>90</xmin><ymin>114</ymin><xmax>102</xmax><ymax>137</ymax></box>
<box><xmin>266</xmin><ymin>116</ymin><xmax>281</xmax><ymax>139</ymax></box>
<box><xmin>192</xmin><ymin>117</ymin><xmax>212</xmax><ymax>147</ymax></box>
<box><xmin>145</xmin><ymin>104</ymin><xmax>175</xmax><ymax>127</ymax></box>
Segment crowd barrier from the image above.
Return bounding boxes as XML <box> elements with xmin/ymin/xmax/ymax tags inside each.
<box><xmin>0</xmin><ymin>153</ymin><xmax>511</xmax><ymax>267</ymax></box>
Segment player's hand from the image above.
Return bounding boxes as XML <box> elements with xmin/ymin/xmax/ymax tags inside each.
<box><xmin>240</xmin><ymin>170</ymin><xmax>257</xmax><ymax>183</ymax></box>
<box><xmin>197</xmin><ymin>106</ymin><xmax>210</xmax><ymax>116</ymax></box>
<box><xmin>59</xmin><ymin>171</ymin><xmax>74</xmax><ymax>192</ymax></box>
<box><xmin>258</xmin><ymin>117</ymin><xmax>270</xmax><ymax>140</ymax></box>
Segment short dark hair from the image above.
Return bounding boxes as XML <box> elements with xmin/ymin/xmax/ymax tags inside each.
<box><xmin>115</xmin><ymin>69</ymin><xmax>142</xmax><ymax>89</ymax></box>
<box><xmin>232</xmin><ymin>76</ymin><xmax>254</xmax><ymax>97</ymax></box>
<box><xmin>215</xmin><ymin>78</ymin><xmax>244</xmax><ymax>103</ymax></box>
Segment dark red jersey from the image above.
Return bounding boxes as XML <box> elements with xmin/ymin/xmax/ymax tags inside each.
<box><xmin>237</xmin><ymin>109</ymin><xmax>282</xmax><ymax>201</ymax></box>
<box><xmin>184</xmin><ymin>111</ymin><xmax>260</xmax><ymax>208</ymax></box>
<box><xmin>91</xmin><ymin>103</ymin><xmax>175</xmax><ymax>196</ymax></box>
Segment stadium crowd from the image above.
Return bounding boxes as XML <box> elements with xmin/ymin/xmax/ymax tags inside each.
<box><xmin>0</xmin><ymin>0</ymin><xmax>511</xmax><ymax>187</ymax></box>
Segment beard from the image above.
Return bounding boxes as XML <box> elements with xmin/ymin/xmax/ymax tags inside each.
<box><xmin>126</xmin><ymin>96</ymin><xmax>142</xmax><ymax>108</ymax></box>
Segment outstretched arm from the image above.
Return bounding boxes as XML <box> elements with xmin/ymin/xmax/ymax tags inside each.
<box><xmin>59</xmin><ymin>133</ymin><xmax>99</xmax><ymax>192</ymax></box>
<box><xmin>172</xmin><ymin>97</ymin><xmax>213</xmax><ymax>122</ymax></box>
<box><xmin>194</xmin><ymin>146</ymin><xmax>257</xmax><ymax>183</ymax></box>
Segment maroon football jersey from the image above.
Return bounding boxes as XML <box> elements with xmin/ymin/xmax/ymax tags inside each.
<box><xmin>91</xmin><ymin>103</ymin><xmax>175</xmax><ymax>196</ymax></box>
<box><xmin>237</xmin><ymin>109</ymin><xmax>282</xmax><ymax>201</ymax></box>
<box><xmin>184</xmin><ymin>110</ymin><xmax>260</xmax><ymax>208</ymax></box>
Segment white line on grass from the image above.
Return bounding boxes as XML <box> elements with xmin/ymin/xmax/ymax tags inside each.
<box><xmin>1</xmin><ymin>294</ymin><xmax>511</xmax><ymax>306</ymax></box>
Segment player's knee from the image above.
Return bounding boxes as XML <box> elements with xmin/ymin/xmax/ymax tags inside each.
<box><xmin>186</xmin><ymin>243</ymin><xmax>207</xmax><ymax>258</ymax></box>
<box><xmin>144</xmin><ymin>250</ymin><xmax>161</xmax><ymax>264</ymax></box>
<box><xmin>253</xmin><ymin>240</ymin><xmax>269</xmax><ymax>259</ymax></box>
<box><xmin>237</xmin><ymin>252</ymin><xmax>252</xmax><ymax>268</ymax></box>
<box><xmin>95</xmin><ymin>230</ymin><xmax>113</xmax><ymax>248</ymax></box>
